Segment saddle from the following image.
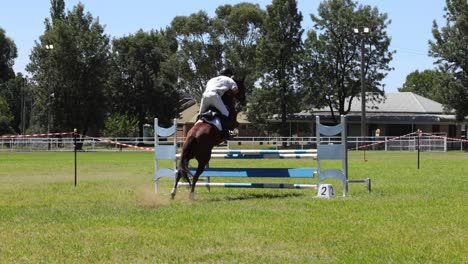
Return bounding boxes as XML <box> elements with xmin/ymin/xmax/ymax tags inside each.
<box><xmin>197</xmin><ymin>109</ymin><xmax>223</xmax><ymax>131</ymax></box>
<box><xmin>198</xmin><ymin>109</ymin><xmax>222</xmax><ymax>121</ymax></box>
<box><xmin>197</xmin><ymin>109</ymin><xmax>236</xmax><ymax>138</ymax></box>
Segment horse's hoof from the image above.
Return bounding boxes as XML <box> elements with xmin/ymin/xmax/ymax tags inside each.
<box><xmin>170</xmin><ymin>193</ymin><xmax>176</xmax><ymax>200</ymax></box>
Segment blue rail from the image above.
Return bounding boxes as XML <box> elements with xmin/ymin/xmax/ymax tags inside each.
<box><xmin>189</xmin><ymin>168</ymin><xmax>316</xmax><ymax>178</ymax></box>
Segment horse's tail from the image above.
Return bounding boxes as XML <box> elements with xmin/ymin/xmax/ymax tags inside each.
<box><xmin>177</xmin><ymin>136</ymin><xmax>196</xmax><ymax>183</ymax></box>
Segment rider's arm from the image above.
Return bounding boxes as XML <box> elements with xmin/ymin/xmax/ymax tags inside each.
<box><xmin>229</xmin><ymin>79</ymin><xmax>238</xmax><ymax>94</ymax></box>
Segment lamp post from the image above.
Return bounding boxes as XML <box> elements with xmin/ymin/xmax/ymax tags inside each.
<box><xmin>45</xmin><ymin>44</ymin><xmax>54</xmax><ymax>150</ymax></box>
<box><xmin>353</xmin><ymin>27</ymin><xmax>369</xmax><ymax>145</ymax></box>
<box><xmin>46</xmin><ymin>92</ymin><xmax>55</xmax><ymax>150</ymax></box>
<box><xmin>20</xmin><ymin>77</ymin><xmax>26</xmax><ymax>134</ymax></box>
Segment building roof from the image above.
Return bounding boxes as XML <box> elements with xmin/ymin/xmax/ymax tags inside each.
<box><xmin>315</xmin><ymin>92</ymin><xmax>448</xmax><ymax>114</ymax></box>
<box><xmin>178</xmin><ymin>101</ymin><xmax>198</xmax><ymax>123</ymax></box>
<box><xmin>180</xmin><ymin>92</ymin><xmax>454</xmax><ymax>125</ymax></box>
<box><xmin>365</xmin><ymin>92</ymin><xmax>445</xmax><ymax>113</ymax></box>
<box><xmin>272</xmin><ymin>92</ymin><xmax>457</xmax><ymax>124</ymax></box>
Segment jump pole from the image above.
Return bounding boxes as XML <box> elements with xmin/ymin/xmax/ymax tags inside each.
<box><xmin>178</xmin><ymin>182</ymin><xmax>317</xmax><ymax>189</ymax></box>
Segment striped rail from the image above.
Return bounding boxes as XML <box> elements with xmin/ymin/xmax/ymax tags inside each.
<box><xmin>175</xmin><ymin>151</ymin><xmax>317</xmax><ymax>190</ymax></box>
<box><xmin>176</xmin><ymin>149</ymin><xmax>317</xmax><ymax>159</ymax></box>
<box><xmin>178</xmin><ymin>182</ymin><xmax>317</xmax><ymax>189</ymax></box>
<box><xmin>179</xmin><ymin>167</ymin><xmax>318</xmax><ymax>190</ymax></box>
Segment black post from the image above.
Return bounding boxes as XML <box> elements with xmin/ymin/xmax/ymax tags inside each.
<box><xmin>73</xmin><ymin>128</ymin><xmax>77</xmax><ymax>186</ymax></box>
<box><xmin>360</xmin><ymin>36</ymin><xmax>366</xmax><ymax>154</ymax></box>
<box><xmin>417</xmin><ymin>130</ymin><xmax>421</xmax><ymax>169</ymax></box>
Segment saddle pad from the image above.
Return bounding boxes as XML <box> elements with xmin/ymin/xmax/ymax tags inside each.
<box><xmin>197</xmin><ymin>117</ymin><xmax>222</xmax><ymax>131</ymax></box>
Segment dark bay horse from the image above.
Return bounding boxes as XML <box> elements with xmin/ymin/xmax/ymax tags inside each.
<box><xmin>171</xmin><ymin>78</ymin><xmax>246</xmax><ymax>199</ymax></box>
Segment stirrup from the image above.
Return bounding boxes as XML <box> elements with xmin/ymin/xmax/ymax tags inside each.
<box><xmin>228</xmin><ymin>130</ymin><xmax>237</xmax><ymax>137</ymax></box>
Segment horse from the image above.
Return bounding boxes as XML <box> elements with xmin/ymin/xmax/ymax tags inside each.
<box><xmin>171</xmin><ymin>77</ymin><xmax>246</xmax><ymax>200</ymax></box>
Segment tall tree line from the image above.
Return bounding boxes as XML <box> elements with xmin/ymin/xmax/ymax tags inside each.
<box><xmin>27</xmin><ymin>1</ymin><xmax>111</xmax><ymax>135</ymax></box>
<box><xmin>399</xmin><ymin>0</ymin><xmax>468</xmax><ymax>122</ymax></box>
<box><xmin>300</xmin><ymin>0</ymin><xmax>393</xmax><ymax>124</ymax></box>
<box><xmin>429</xmin><ymin>0</ymin><xmax>468</xmax><ymax>121</ymax></box>
<box><xmin>1</xmin><ymin>0</ymin><xmax>403</xmax><ymax>137</ymax></box>
<box><xmin>0</xmin><ymin>28</ymin><xmax>19</xmax><ymax>134</ymax></box>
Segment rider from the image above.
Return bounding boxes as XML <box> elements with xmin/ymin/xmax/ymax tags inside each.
<box><xmin>198</xmin><ymin>69</ymin><xmax>239</xmax><ymax>139</ymax></box>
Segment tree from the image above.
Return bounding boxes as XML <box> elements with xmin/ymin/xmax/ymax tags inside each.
<box><xmin>108</xmin><ymin>29</ymin><xmax>181</xmax><ymax>134</ymax></box>
<box><xmin>171</xmin><ymin>11</ymin><xmax>222</xmax><ymax>102</ymax></box>
<box><xmin>171</xmin><ymin>4</ymin><xmax>264</xmax><ymax>102</ymax></box>
<box><xmin>1</xmin><ymin>74</ymin><xmax>30</xmax><ymax>133</ymax></box>
<box><xmin>104</xmin><ymin>113</ymin><xmax>138</xmax><ymax>137</ymax></box>
<box><xmin>0</xmin><ymin>28</ymin><xmax>17</xmax><ymax>83</ymax></box>
<box><xmin>429</xmin><ymin>0</ymin><xmax>468</xmax><ymax>120</ymax></box>
<box><xmin>213</xmin><ymin>3</ymin><xmax>265</xmax><ymax>89</ymax></box>
<box><xmin>0</xmin><ymin>28</ymin><xmax>22</xmax><ymax>133</ymax></box>
<box><xmin>27</xmin><ymin>0</ymin><xmax>111</xmax><ymax>135</ymax></box>
<box><xmin>251</xmin><ymin>0</ymin><xmax>304</xmax><ymax>136</ymax></box>
<box><xmin>398</xmin><ymin>69</ymin><xmax>449</xmax><ymax>102</ymax></box>
<box><xmin>301</xmin><ymin>0</ymin><xmax>394</xmax><ymax>123</ymax></box>
<box><xmin>0</xmin><ymin>96</ymin><xmax>14</xmax><ymax>134</ymax></box>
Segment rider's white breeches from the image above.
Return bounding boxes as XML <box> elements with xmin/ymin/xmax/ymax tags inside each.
<box><xmin>199</xmin><ymin>91</ymin><xmax>229</xmax><ymax>117</ymax></box>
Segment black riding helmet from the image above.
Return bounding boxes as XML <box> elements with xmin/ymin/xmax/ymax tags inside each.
<box><xmin>220</xmin><ymin>68</ymin><xmax>234</xmax><ymax>77</ymax></box>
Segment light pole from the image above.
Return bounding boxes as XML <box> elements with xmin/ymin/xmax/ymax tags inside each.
<box><xmin>20</xmin><ymin>77</ymin><xmax>26</xmax><ymax>134</ymax></box>
<box><xmin>353</xmin><ymin>27</ymin><xmax>369</xmax><ymax>144</ymax></box>
<box><xmin>46</xmin><ymin>92</ymin><xmax>55</xmax><ymax>150</ymax></box>
<box><xmin>45</xmin><ymin>44</ymin><xmax>54</xmax><ymax>150</ymax></box>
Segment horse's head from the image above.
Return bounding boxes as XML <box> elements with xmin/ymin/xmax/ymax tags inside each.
<box><xmin>233</xmin><ymin>77</ymin><xmax>246</xmax><ymax>106</ymax></box>
<box><xmin>222</xmin><ymin>76</ymin><xmax>246</xmax><ymax>108</ymax></box>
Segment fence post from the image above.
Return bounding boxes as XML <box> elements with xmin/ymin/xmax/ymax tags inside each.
<box><xmin>73</xmin><ymin>128</ymin><xmax>78</xmax><ymax>187</ymax></box>
<box><xmin>417</xmin><ymin>130</ymin><xmax>421</xmax><ymax>169</ymax></box>
<box><xmin>444</xmin><ymin>137</ymin><xmax>447</xmax><ymax>152</ymax></box>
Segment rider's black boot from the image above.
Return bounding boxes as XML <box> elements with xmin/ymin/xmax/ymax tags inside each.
<box><xmin>219</xmin><ymin>115</ymin><xmax>231</xmax><ymax>140</ymax></box>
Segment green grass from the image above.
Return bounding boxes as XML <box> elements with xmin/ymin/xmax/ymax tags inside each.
<box><xmin>0</xmin><ymin>151</ymin><xmax>466</xmax><ymax>263</ymax></box>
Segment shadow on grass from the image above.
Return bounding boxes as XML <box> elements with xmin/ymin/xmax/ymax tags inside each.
<box><xmin>206</xmin><ymin>192</ymin><xmax>305</xmax><ymax>202</ymax></box>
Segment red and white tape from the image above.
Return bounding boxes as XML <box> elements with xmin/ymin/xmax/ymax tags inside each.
<box><xmin>0</xmin><ymin>132</ymin><xmax>74</xmax><ymax>138</ymax></box>
<box><xmin>1</xmin><ymin>131</ymin><xmax>155</xmax><ymax>151</ymax></box>
<box><xmin>422</xmin><ymin>132</ymin><xmax>468</xmax><ymax>143</ymax></box>
<box><xmin>87</xmin><ymin>136</ymin><xmax>154</xmax><ymax>151</ymax></box>
<box><xmin>350</xmin><ymin>131</ymin><xmax>419</xmax><ymax>150</ymax></box>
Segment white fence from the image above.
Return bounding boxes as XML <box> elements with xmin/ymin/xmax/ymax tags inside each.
<box><xmin>227</xmin><ymin>135</ymin><xmax>448</xmax><ymax>152</ymax></box>
<box><xmin>1</xmin><ymin>134</ymin><xmax>465</xmax><ymax>152</ymax></box>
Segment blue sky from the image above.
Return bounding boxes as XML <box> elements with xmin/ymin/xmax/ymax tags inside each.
<box><xmin>1</xmin><ymin>0</ymin><xmax>446</xmax><ymax>92</ymax></box>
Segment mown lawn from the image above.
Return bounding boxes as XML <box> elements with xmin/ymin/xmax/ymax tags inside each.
<box><xmin>0</xmin><ymin>151</ymin><xmax>466</xmax><ymax>263</ymax></box>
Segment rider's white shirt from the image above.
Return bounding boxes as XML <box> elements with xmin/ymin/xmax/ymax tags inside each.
<box><xmin>204</xmin><ymin>76</ymin><xmax>238</xmax><ymax>95</ymax></box>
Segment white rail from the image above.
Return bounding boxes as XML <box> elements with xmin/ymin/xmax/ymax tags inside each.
<box><xmin>1</xmin><ymin>134</ymin><xmax>461</xmax><ymax>152</ymax></box>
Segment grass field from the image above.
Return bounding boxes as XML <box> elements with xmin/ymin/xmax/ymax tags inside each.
<box><xmin>0</xmin><ymin>151</ymin><xmax>466</xmax><ymax>263</ymax></box>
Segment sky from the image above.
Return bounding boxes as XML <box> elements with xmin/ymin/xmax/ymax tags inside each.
<box><xmin>0</xmin><ymin>0</ymin><xmax>447</xmax><ymax>92</ymax></box>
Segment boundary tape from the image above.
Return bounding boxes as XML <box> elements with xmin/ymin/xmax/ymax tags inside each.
<box><xmin>349</xmin><ymin>131</ymin><xmax>419</xmax><ymax>150</ymax></box>
<box><xmin>85</xmin><ymin>136</ymin><xmax>154</xmax><ymax>151</ymax></box>
<box><xmin>422</xmin><ymin>132</ymin><xmax>468</xmax><ymax>143</ymax></box>
<box><xmin>5</xmin><ymin>130</ymin><xmax>466</xmax><ymax>152</ymax></box>
<box><xmin>0</xmin><ymin>132</ymin><xmax>74</xmax><ymax>138</ymax></box>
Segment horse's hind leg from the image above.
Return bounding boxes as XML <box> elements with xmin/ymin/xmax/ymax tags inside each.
<box><xmin>189</xmin><ymin>161</ymin><xmax>208</xmax><ymax>200</ymax></box>
<box><xmin>170</xmin><ymin>171</ymin><xmax>181</xmax><ymax>200</ymax></box>
<box><xmin>171</xmin><ymin>169</ymin><xmax>191</xmax><ymax>200</ymax></box>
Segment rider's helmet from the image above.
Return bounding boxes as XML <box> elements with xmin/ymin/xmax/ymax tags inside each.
<box><xmin>220</xmin><ymin>68</ymin><xmax>234</xmax><ymax>77</ymax></box>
